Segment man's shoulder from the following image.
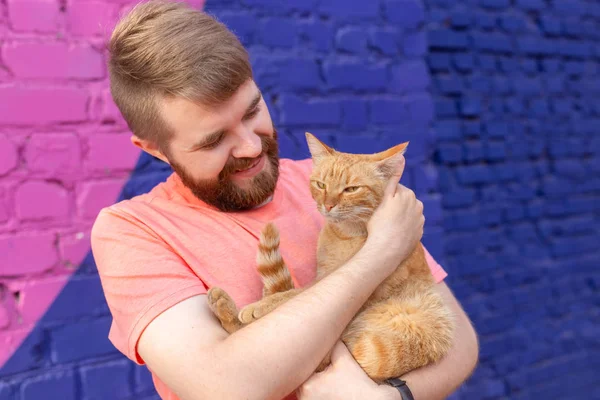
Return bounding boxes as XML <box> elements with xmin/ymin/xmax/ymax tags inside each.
<box><xmin>280</xmin><ymin>158</ymin><xmax>312</xmax><ymax>179</ymax></box>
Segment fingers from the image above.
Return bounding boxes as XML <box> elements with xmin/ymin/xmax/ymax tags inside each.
<box><xmin>383</xmin><ymin>156</ymin><xmax>406</xmax><ymax>198</ymax></box>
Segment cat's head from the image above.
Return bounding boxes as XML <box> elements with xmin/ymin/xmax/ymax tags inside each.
<box><xmin>305</xmin><ymin>132</ymin><xmax>408</xmax><ymax>224</ymax></box>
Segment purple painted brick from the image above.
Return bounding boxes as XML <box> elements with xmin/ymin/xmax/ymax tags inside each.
<box><xmin>15</xmin><ymin>181</ymin><xmax>70</xmax><ymax>221</ymax></box>
<box><xmin>25</xmin><ymin>133</ymin><xmax>81</xmax><ymax>175</ymax></box>
<box><xmin>7</xmin><ymin>0</ymin><xmax>60</xmax><ymax>32</ymax></box>
<box><xmin>81</xmin><ymin>359</ymin><xmax>132</xmax><ymax>400</ymax></box>
<box><xmin>0</xmin><ymin>134</ymin><xmax>18</xmax><ymax>176</ymax></box>
<box><xmin>385</xmin><ymin>0</ymin><xmax>425</xmax><ymax>30</ymax></box>
<box><xmin>21</xmin><ymin>370</ymin><xmax>76</xmax><ymax>400</ymax></box>
<box><xmin>390</xmin><ymin>60</ymin><xmax>430</xmax><ymax>93</ymax></box>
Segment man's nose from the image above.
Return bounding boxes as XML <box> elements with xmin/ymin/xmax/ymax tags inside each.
<box><xmin>232</xmin><ymin>128</ymin><xmax>262</xmax><ymax>159</ymax></box>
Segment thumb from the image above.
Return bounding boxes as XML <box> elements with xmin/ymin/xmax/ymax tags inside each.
<box><xmin>329</xmin><ymin>341</ymin><xmax>353</xmax><ymax>366</ymax></box>
<box><xmin>383</xmin><ymin>156</ymin><xmax>405</xmax><ymax>198</ymax></box>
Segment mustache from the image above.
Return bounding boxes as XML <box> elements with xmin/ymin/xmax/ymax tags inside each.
<box><xmin>219</xmin><ymin>131</ymin><xmax>276</xmax><ymax>179</ymax></box>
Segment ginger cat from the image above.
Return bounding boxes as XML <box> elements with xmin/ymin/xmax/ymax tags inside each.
<box><xmin>207</xmin><ymin>133</ymin><xmax>454</xmax><ymax>381</ymax></box>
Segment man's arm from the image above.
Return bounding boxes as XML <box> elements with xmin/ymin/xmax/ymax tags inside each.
<box><xmin>139</xmin><ymin>242</ymin><xmax>400</xmax><ymax>400</ymax></box>
<box><xmin>380</xmin><ymin>282</ymin><xmax>479</xmax><ymax>400</ymax></box>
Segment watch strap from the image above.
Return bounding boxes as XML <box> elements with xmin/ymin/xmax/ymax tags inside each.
<box><xmin>385</xmin><ymin>378</ymin><xmax>415</xmax><ymax>400</ymax></box>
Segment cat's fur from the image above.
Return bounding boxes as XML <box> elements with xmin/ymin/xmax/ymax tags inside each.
<box><xmin>207</xmin><ymin>133</ymin><xmax>454</xmax><ymax>382</ymax></box>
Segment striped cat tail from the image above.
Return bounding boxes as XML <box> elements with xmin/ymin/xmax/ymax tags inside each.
<box><xmin>256</xmin><ymin>222</ymin><xmax>295</xmax><ymax>296</ymax></box>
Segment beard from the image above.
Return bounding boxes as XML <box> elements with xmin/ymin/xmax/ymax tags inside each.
<box><xmin>169</xmin><ymin>131</ymin><xmax>280</xmax><ymax>212</ymax></box>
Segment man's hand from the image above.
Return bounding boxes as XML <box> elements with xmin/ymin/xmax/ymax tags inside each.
<box><xmin>366</xmin><ymin>156</ymin><xmax>425</xmax><ymax>272</ymax></box>
<box><xmin>296</xmin><ymin>341</ymin><xmax>396</xmax><ymax>400</ymax></box>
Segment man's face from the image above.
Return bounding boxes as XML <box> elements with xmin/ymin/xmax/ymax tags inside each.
<box><xmin>158</xmin><ymin>80</ymin><xmax>280</xmax><ymax>211</ymax></box>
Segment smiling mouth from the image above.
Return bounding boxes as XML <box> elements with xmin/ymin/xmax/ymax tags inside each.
<box><xmin>235</xmin><ymin>157</ymin><xmax>261</xmax><ymax>173</ymax></box>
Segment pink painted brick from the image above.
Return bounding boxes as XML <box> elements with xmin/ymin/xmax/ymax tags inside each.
<box><xmin>0</xmin><ymin>134</ymin><xmax>18</xmax><ymax>176</ymax></box>
<box><xmin>77</xmin><ymin>179</ymin><xmax>125</xmax><ymax>219</ymax></box>
<box><xmin>25</xmin><ymin>133</ymin><xmax>81</xmax><ymax>175</ymax></box>
<box><xmin>68</xmin><ymin>1</ymin><xmax>118</xmax><ymax>37</ymax></box>
<box><xmin>7</xmin><ymin>0</ymin><xmax>60</xmax><ymax>33</ymax></box>
<box><xmin>0</xmin><ymin>232</ymin><xmax>58</xmax><ymax>276</ymax></box>
<box><xmin>15</xmin><ymin>181</ymin><xmax>70</xmax><ymax>221</ymax></box>
<box><xmin>100</xmin><ymin>89</ymin><xmax>124</xmax><ymax>122</ymax></box>
<box><xmin>7</xmin><ymin>277</ymin><xmax>68</xmax><ymax>325</ymax></box>
<box><xmin>0</xmin><ymin>85</ymin><xmax>88</xmax><ymax>125</ymax></box>
<box><xmin>2</xmin><ymin>42</ymin><xmax>105</xmax><ymax>80</ymax></box>
<box><xmin>86</xmin><ymin>133</ymin><xmax>139</xmax><ymax>172</ymax></box>
<box><xmin>58</xmin><ymin>231</ymin><xmax>90</xmax><ymax>268</ymax></box>
<box><xmin>0</xmin><ymin>301</ymin><xmax>10</xmax><ymax>329</ymax></box>
<box><xmin>0</xmin><ymin>187</ymin><xmax>8</xmax><ymax>223</ymax></box>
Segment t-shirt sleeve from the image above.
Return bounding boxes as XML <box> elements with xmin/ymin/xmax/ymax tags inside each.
<box><xmin>91</xmin><ymin>206</ymin><xmax>207</xmax><ymax>364</ymax></box>
<box><xmin>422</xmin><ymin>245</ymin><xmax>448</xmax><ymax>283</ymax></box>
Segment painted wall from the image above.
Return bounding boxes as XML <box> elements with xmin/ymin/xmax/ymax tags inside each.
<box><xmin>1</xmin><ymin>0</ymin><xmax>597</xmax><ymax>399</ymax></box>
<box><xmin>424</xmin><ymin>0</ymin><xmax>600</xmax><ymax>398</ymax></box>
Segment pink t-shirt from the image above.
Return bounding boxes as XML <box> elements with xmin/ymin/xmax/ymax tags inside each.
<box><xmin>91</xmin><ymin>158</ymin><xmax>447</xmax><ymax>400</ymax></box>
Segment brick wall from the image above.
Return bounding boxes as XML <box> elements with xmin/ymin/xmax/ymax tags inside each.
<box><xmin>1</xmin><ymin>0</ymin><xmax>597</xmax><ymax>399</ymax></box>
<box><xmin>424</xmin><ymin>0</ymin><xmax>600</xmax><ymax>399</ymax></box>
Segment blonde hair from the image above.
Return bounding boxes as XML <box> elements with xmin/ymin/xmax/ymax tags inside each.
<box><xmin>108</xmin><ymin>0</ymin><xmax>253</xmax><ymax>149</ymax></box>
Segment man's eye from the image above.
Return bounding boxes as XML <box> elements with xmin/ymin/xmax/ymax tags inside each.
<box><xmin>244</xmin><ymin>106</ymin><xmax>260</xmax><ymax>120</ymax></box>
<box><xmin>202</xmin><ymin>137</ymin><xmax>223</xmax><ymax>150</ymax></box>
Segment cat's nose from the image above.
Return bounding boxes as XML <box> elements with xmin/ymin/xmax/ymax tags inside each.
<box><xmin>325</xmin><ymin>204</ymin><xmax>335</xmax><ymax>212</ymax></box>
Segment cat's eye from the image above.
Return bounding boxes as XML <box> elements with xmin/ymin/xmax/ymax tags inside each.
<box><xmin>344</xmin><ymin>186</ymin><xmax>360</xmax><ymax>193</ymax></box>
<box><xmin>315</xmin><ymin>181</ymin><xmax>326</xmax><ymax>189</ymax></box>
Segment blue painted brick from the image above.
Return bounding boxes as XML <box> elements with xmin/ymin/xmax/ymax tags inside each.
<box><xmin>459</xmin><ymin>97</ymin><xmax>481</xmax><ymax>117</ymax></box>
<box><xmin>463</xmin><ymin>142</ymin><xmax>483</xmax><ymax>162</ymax></box>
<box><xmin>428</xmin><ymin>53</ymin><xmax>451</xmax><ymax>71</ymax></box>
<box><xmin>499</xmin><ymin>56</ymin><xmax>518</xmax><ymax>73</ymax></box>
<box><xmin>542</xmin><ymin>59</ymin><xmax>561</xmax><ymax>73</ymax></box>
<box><xmin>319</xmin><ymin>0</ymin><xmax>379</xmax><ymax>21</ymax></box>
<box><xmin>471</xmin><ymin>32</ymin><xmax>513</xmax><ymax>53</ymax></box>
<box><xmin>134</xmin><ymin>365</ymin><xmax>155</xmax><ymax>394</ymax></box>
<box><xmin>370</xmin><ymin>99</ymin><xmax>408</xmax><ymax>124</ymax></box>
<box><xmin>499</xmin><ymin>15</ymin><xmax>525</xmax><ymax>33</ymax></box>
<box><xmin>0</xmin><ymin>329</ymin><xmax>45</xmax><ymax>376</ymax></box>
<box><xmin>457</xmin><ymin>165</ymin><xmax>494</xmax><ymax>184</ymax></box>
<box><xmin>547</xmin><ymin>76</ymin><xmax>565</xmax><ymax>93</ymax></box>
<box><xmin>253</xmin><ymin>57</ymin><xmax>321</xmax><ymax>91</ymax></box>
<box><xmin>369</xmin><ymin>29</ymin><xmax>399</xmax><ymax>56</ymax></box>
<box><xmin>335</xmin><ymin>27</ymin><xmax>368</xmax><ymax>54</ymax></box>
<box><xmin>323</xmin><ymin>62</ymin><xmax>388</xmax><ymax>91</ymax></box>
<box><xmin>450</xmin><ymin>11</ymin><xmax>470</xmax><ymax>28</ymax></box>
<box><xmin>404</xmin><ymin>94</ymin><xmax>434</xmax><ymax>123</ymax></box>
<box><xmin>516</xmin><ymin>0</ymin><xmax>544</xmax><ymax>10</ymax></box>
<box><xmin>479</xmin><ymin>0</ymin><xmax>509</xmax><ymax>9</ymax></box>
<box><xmin>219</xmin><ymin>13</ymin><xmax>255</xmax><ymax>45</ymax></box>
<box><xmin>442</xmin><ymin>188</ymin><xmax>476</xmax><ymax>208</ymax></box>
<box><xmin>341</xmin><ymin>99</ymin><xmax>368</xmax><ymax>131</ymax></box>
<box><xmin>476</xmin><ymin>54</ymin><xmax>497</xmax><ymax>71</ymax></box>
<box><xmin>81</xmin><ymin>360</ymin><xmax>131</xmax><ymax>400</ymax></box>
<box><xmin>435</xmin><ymin>76</ymin><xmax>463</xmax><ymax>94</ymax></box>
<box><xmin>428</xmin><ymin>29</ymin><xmax>469</xmax><ymax>49</ymax></box>
<box><xmin>298</xmin><ymin>21</ymin><xmax>334</xmax><ymax>52</ymax></box>
<box><xmin>422</xmin><ymin>194</ymin><xmax>443</xmax><ymax>225</ymax></box>
<box><xmin>475</xmin><ymin>11</ymin><xmax>497</xmax><ymax>30</ymax></box>
<box><xmin>278</xmin><ymin>130</ymin><xmax>303</xmax><ymax>160</ymax></box>
<box><xmin>403</xmin><ymin>31</ymin><xmax>427</xmax><ymax>57</ymax></box>
<box><xmin>0</xmin><ymin>383</ymin><xmax>11</xmax><ymax>400</ymax></box>
<box><xmin>563</xmin><ymin>18</ymin><xmax>584</xmax><ymax>38</ymax></box>
<box><xmin>279</xmin><ymin>95</ymin><xmax>341</xmax><ymax>126</ymax></box>
<box><xmin>520</xmin><ymin>59</ymin><xmax>537</xmax><ymax>74</ymax></box>
<box><xmin>437</xmin><ymin>143</ymin><xmax>462</xmax><ymax>163</ymax></box>
<box><xmin>463</xmin><ymin>121</ymin><xmax>482</xmax><ymax>137</ymax></box>
<box><xmin>435</xmin><ymin>99</ymin><xmax>458</xmax><ymax>118</ymax></box>
<box><xmin>50</xmin><ymin>318</ymin><xmax>119</xmax><ymax>363</ymax></box>
<box><xmin>390</xmin><ymin>60</ymin><xmax>430</xmax><ymax>93</ymax></box>
<box><xmin>258</xmin><ymin>18</ymin><xmax>297</xmax><ymax>48</ymax></box>
<box><xmin>446</xmin><ymin>209</ymin><xmax>481</xmax><ymax>231</ymax></box>
<box><xmin>436</xmin><ymin>120</ymin><xmax>461</xmax><ymax>140</ymax></box>
<box><xmin>452</xmin><ymin>53</ymin><xmax>474</xmax><ymax>72</ymax></box>
<box><xmin>43</xmin><ymin>275</ymin><xmax>109</xmax><ymax>321</ymax></box>
<box><xmin>469</xmin><ymin>76</ymin><xmax>492</xmax><ymax>92</ymax></box>
<box><xmin>484</xmin><ymin>121</ymin><xmax>508</xmax><ymax>138</ymax></box>
<box><xmin>21</xmin><ymin>370</ymin><xmax>76</xmax><ymax>400</ymax></box>
<box><xmin>385</xmin><ymin>0</ymin><xmax>425</xmax><ymax>30</ymax></box>
<box><xmin>413</xmin><ymin>164</ymin><xmax>438</xmax><ymax>195</ymax></box>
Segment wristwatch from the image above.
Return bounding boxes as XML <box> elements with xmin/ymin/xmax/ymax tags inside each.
<box><xmin>385</xmin><ymin>378</ymin><xmax>415</xmax><ymax>400</ymax></box>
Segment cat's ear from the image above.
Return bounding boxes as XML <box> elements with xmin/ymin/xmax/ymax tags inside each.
<box><xmin>373</xmin><ymin>142</ymin><xmax>409</xmax><ymax>178</ymax></box>
<box><xmin>305</xmin><ymin>132</ymin><xmax>334</xmax><ymax>161</ymax></box>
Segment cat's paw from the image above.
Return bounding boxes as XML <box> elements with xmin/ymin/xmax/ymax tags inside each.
<box><xmin>238</xmin><ymin>301</ymin><xmax>268</xmax><ymax>324</ymax></box>
<box><xmin>207</xmin><ymin>287</ymin><xmax>242</xmax><ymax>333</ymax></box>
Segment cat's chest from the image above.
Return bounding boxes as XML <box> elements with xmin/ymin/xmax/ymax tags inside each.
<box><xmin>317</xmin><ymin>233</ymin><xmax>366</xmax><ymax>276</ymax></box>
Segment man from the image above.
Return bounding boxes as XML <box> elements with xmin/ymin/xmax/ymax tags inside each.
<box><xmin>91</xmin><ymin>1</ymin><xmax>479</xmax><ymax>399</ymax></box>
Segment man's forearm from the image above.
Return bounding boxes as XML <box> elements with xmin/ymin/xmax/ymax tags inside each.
<box><xmin>211</xmin><ymin>243</ymin><xmax>395</xmax><ymax>400</ymax></box>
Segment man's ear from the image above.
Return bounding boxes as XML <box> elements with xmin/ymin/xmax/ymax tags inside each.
<box><xmin>131</xmin><ymin>135</ymin><xmax>170</xmax><ymax>164</ymax></box>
